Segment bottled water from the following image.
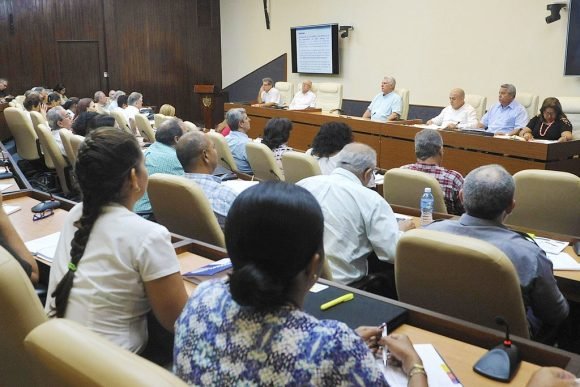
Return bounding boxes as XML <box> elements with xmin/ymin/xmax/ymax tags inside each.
<box><xmin>420</xmin><ymin>187</ymin><xmax>434</xmax><ymax>226</ymax></box>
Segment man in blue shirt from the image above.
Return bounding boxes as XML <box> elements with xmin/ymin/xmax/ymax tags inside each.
<box><xmin>225</xmin><ymin>108</ymin><xmax>253</xmax><ymax>174</ymax></box>
<box><xmin>133</xmin><ymin>118</ymin><xmax>185</xmax><ymax>214</ymax></box>
<box><xmin>176</xmin><ymin>130</ymin><xmax>238</xmax><ymax>229</ymax></box>
<box><xmin>362</xmin><ymin>76</ymin><xmax>402</xmax><ymax>122</ymax></box>
<box><xmin>479</xmin><ymin>84</ymin><xmax>528</xmax><ymax>134</ymax></box>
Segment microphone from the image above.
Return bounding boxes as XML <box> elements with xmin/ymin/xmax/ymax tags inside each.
<box><xmin>473</xmin><ymin>316</ymin><xmax>521</xmax><ymax>382</ymax></box>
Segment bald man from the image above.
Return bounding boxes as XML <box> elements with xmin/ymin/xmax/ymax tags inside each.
<box><xmin>427</xmin><ymin>88</ymin><xmax>478</xmax><ymax>130</ymax></box>
<box><xmin>289</xmin><ymin>80</ymin><xmax>316</xmax><ymax>110</ymax></box>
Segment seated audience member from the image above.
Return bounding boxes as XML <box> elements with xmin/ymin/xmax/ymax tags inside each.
<box><xmin>31</xmin><ymin>87</ymin><xmax>48</xmax><ymax>103</ymax></box>
<box><xmin>173</xmin><ymin>181</ymin><xmax>426</xmax><ymax>386</ymax></box>
<box><xmin>159</xmin><ymin>104</ymin><xmax>176</xmax><ymax>117</ymax></box>
<box><xmin>176</xmin><ymin>131</ymin><xmax>238</xmax><ymax>229</ymax></box>
<box><xmin>46</xmin><ymin>92</ymin><xmax>62</xmax><ymax>109</ymax></box>
<box><xmin>23</xmin><ymin>92</ymin><xmax>46</xmax><ymax>120</ymax></box>
<box><xmin>425</xmin><ymin>164</ymin><xmax>569</xmax><ymax>342</ymax></box>
<box><xmin>215</xmin><ymin>118</ymin><xmax>231</xmax><ymax>136</ymax></box>
<box><xmin>124</xmin><ymin>91</ymin><xmax>143</xmax><ymax>128</ymax></box>
<box><xmin>108</xmin><ymin>90</ymin><xmax>125</xmax><ymax>111</ymax></box>
<box><xmin>87</xmin><ymin>114</ymin><xmax>116</xmax><ymax>136</ymax></box>
<box><xmin>76</xmin><ymin>97</ymin><xmax>96</xmax><ymax>116</ymax></box>
<box><xmin>298</xmin><ymin>143</ymin><xmax>414</xmax><ymax>287</ymax></box>
<box><xmin>362</xmin><ymin>76</ymin><xmax>401</xmax><ymax>122</ymax></box>
<box><xmin>113</xmin><ymin>94</ymin><xmax>129</xmax><ymax>113</ymax></box>
<box><xmin>513</xmin><ymin>97</ymin><xmax>573</xmax><ymax>142</ymax></box>
<box><xmin>133</xmin><ymin>119</ymin><xmax>185</xmax><ymax>214</ymax></box>
<box><xmin>401</xmin><ymin>129</ymin><xmax>464</xmax><ymax>215</ymax></box>
<box><xmin>289</xmin><ymin>80</ymin><xmax>316</xmax><ymax>110</ymax></box>
<box><xmin>53</xmin><ymin>83</ymin><xmax>67</xmax><ymax>103</ymax></box>
<box><xmin>261</xmin><ymin>117</ymin><xmax>293</xmax><ymax>171</ymax></box>
<box><xmin>71</xmin><ymin>111</ymin><xmax>98</xmax><ymax>136</ymax></box>
<box><xmin>0</xmin><ymin>78</ymin><xmax>14</xmax><ymax>102</ymax></box>
<box><xmin>253</xmin><ymin>77</ymin><xmax>280</xmax><ymax>107</ymax></box>
<box><xmin>46</xmin><ymin>106</ymin><xmax>73</xmax><ymax>154</ymax></box>
<box><xmin>306</xmin><ymin>121</ymin><xmax>353</xmax><ymax>174</ymax></box>
<box><xmin>46</xmin><ymin>128</ymin><xmax>188</xmax><ymax>354</ymax></box>
<box><xmin>0</xmin><ymin>194</ymin><xmax>39</xmax><ymax>284</ymax></box>
<box><xmin>225</xmin><ymin>108</ymin><xmax>253</xmax><ymax>174</ymax></box>
<box><xmin>63</xmin><ymin>97</ymin><xmax>79</xmax><ymax>119</ymax></box>
<box><xmin>93</xmin><ymin>91</ymin><xmax>109</xmax><ymax>114</ymax></box>
<box><xmin>478</xmin><ymin>84</ymin><xmax>528</xmax><ymax>133</ymax></box>
<box><xmin>427</xmin><ymin>88</ymin><xmax>478</xmax><ymax>129</ymax></box>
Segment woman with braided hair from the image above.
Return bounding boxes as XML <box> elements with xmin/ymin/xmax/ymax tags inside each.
<box><xmin>45</xmin><ymin>127</ymin><xmax>187</xmax><ymax>354</ymax></box>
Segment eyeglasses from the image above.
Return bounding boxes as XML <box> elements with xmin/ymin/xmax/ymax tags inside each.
<box><xmin>33</xmin><ymin>208</ymin><xmax>55</xmax><ymax>221</ymax></box>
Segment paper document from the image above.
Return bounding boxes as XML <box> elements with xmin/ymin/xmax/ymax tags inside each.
<box><xmin>25</xmin><ymin>232</ymin><xmax>61</xmax><ymax>262</ymax></box>
<box><xmin>222</xmin><ymin>180</ymin><xmax>260</xmax><ymax>194</ymax></box>
<box><xmin>394</xmin><ymin>213</ymin><xmax>413</xmax><ymax>221</ymax></box>
<box><xmin>309</xmin><ymin>283</ymin><xmax>329</xmax><ymax>293</ymax></box>
<box><xmin>413</xmin><ymin>124</ymin><xmax>442</xmax><ymax>130</ymax></box>
<box><xmin>2</xmin><ymin>204</ymin><xmax>20</xmax><ymax>215</ymax></box>
<box><xmin>182</xmin><ymin>258</ymin><xmax>232</xmax><ymax>285</ymax></box>
<box><xmin>0</xmin><ymin>183</ymin><xmax>13</xmax><ymax>191</ymax></box>
<box><xmin>547</xmin><ymin>252</ymin><xmax>580</xmax><ymax>271</ymax></box>
<box><xmin>535</xmin><ymin>237</ymin><xmax>568</xmax><ymax>255</ymax></box>
<box><xmin>382</xmin><ymin>344</ymin><xmax>462</xmax><ymax>386</ymax></box>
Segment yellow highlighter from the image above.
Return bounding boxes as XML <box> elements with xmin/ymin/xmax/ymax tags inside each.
<box><xmin>320</xmin><ymin>293</ymin><xmax>354</xmax><ymax>311</ymax></box>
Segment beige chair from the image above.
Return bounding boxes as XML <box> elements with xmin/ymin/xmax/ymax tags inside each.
<box><xmin>148</xmin><ymin>174</ymin><xmax>225</xmax><ymax>247</ymax></box>
<box><xmin>154</xmin><ymin>113</ymin><xmax>172</xmax><ymax>129</ymax></box>
<box><xmin>0</xmin><ymin>246</ymin><xmax>48</xmax><ymax>386</ymax></box>
<box><xmin>207</xmin><ymin>131</ymin><xmax>239</xmax><ymax>173</ymax></box>
<box><xmin>516</xmin><ymin>92</ymin><xmax>539</xmax><ymax>119</ymax></box>
<box><xmin>183</xmin><ymin>121</ymin><xmax>198</xmax><ymax>132</ymax></box>
<box><xmin>4</xmin><ymin>107</ymin><xmax>42</xmax><ymax>161</ymax></box>
<box><xmin>35</xmin><ymin>124</ymin><xmax>73</xmax><ymax>194</ymax></box>
<box><xmin>465</xmin><ymin>94</ymin><xmax>487</xmax><ymax>120</ymax></box>
<box><xmin>59</xmin><ymin>129</ymin><xmax>77</xmax><ymax>164</ymax></box>
<box><xmin>30</xmin><ymin>111</ymin><xmax>48</xmax><ymax>134</ymax></box>
<box><xmin>314</xmin><ymin>82</ymin><xmax>343</xmax><ymax>112</ymax></box>
<box><xmin>245</xmin><ymin>142</ymin><xmax>284</xmax><ymax>181</ymax></box>
<box><xmin>383</xmin><ymin>168</ymin><xmax>447</xmax><ymax>213</ymax></box>
<box><xmin>274</xmin><ymin>81</ymin><xmax>294</xmax><ymax>105</ymax></box>
<box><xmin>70</xmin><ymin>133</ymin><xmax>85</xmax><ymax>163</ymax></box>
<box><xmin>281</xmin><ymin>152</ymin><xmax>321</xmax><ymax>184</ymax></box>
<box><xmin>135</xmin><ymin>113</ymin><xmax>156</xmax><ymax>143</ymax></box>
<box><xmin>395</xmin><ymin>88</ymin><xmax>410</xmax><ymax>120</ymax></box>
<box><xmin>30</xmin><ymin>111</ymin><xmax>53</xmax><ymax>168</ymax></box>
<box><xmin>507</xmin><ymin>170</ymin><xmax>580</xmax><ymax>236</ymax></box>
<box><xmin>396</xmin><ymin>229</ymin><xmax>529</xmax><ymax>338</ymax></box>
<box><xmin>24</xmin><ymin>319</ymin><xmax>188</xmax><ymax>387</ymax></box>
<box><xmin>110</xmin><ymin>110</ymin><xmax>133</xmax><ymax>134</ymax></box>
<box><xmin>556</xmin><ymin>96</ymin><xmax>580</xmax><ymax>140</ymax></box>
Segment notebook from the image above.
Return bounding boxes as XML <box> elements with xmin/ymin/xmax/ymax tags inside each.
<box><xmin>304</xmin><ymin>285</ymin><xmax>408</xmax><ymax>330</ymax></box>
<box><xmin>182</xmin><ymin>258</ymin><xmax>232</xmax><ymax>285</ymax></box>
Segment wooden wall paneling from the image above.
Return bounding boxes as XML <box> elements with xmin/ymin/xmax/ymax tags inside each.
<box><xmin>57</xmin><ymin>41</ymin><xmax>102</xmax><ymax>99</ymax></box>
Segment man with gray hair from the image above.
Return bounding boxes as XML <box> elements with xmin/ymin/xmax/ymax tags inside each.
<box><xmin>46</xmin><ymin>106</ymin><xmax>72</xmax><ymax>155</ymax></box>
<box><xmin>426</xmin><ymin>164</ymin><xmax>568</xmax><ymax>342</ymax></box>
<box><xmin>401</xmin><ymin>129</ymin><xmax>464</xmax><ymax>215</ymax></box>
<box><xmin>362</xmin><ymin>76</ymin><xmax>401</xmax><ymax>122</ymax></box>
<box><xmin>298</xmin><ymin>142</ymin><xmax>414</xmax><ymax>291</ymax></box>
<box><xmin>93</xmin><ymin>91</ymin><xmax>109</xmax><ymax>114</ymax></box>
<box><xmin>478</xmin><ymin>84</ymin><xmax>528</xmax><ymax>133</ymax></box>
<box><xmin>254</xmin><ymin>77</ymin><xmax>280</xmax><ymax>107</ymax></box>
<box><xmin>176</xmin><ymin>131</ymin><xmax>238</xmax><ymax>229</ymax></box>
<box><xmin>225</xmin><ymin>108</ymin><xmax>253</xmax><ymax>174</ymax></box>
<box><xmin>124</xmin><ymin>91</ymin><xmax>144</xmax><ymax>128</ymax></box>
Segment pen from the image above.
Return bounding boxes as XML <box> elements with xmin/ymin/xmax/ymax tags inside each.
<box><xmin>382</xmin><ymin>323</ymin><xmax>388</xmax><ymax>367</ymax></box>
<box><xmin>320</xmin><ymin>293</ymin><xmax>354</xmax><ymax>310</ymax></box>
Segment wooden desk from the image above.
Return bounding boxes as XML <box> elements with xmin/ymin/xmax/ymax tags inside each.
<box><xmin>226</xmin><ymin>103</ymin><xmax>580</xmax><ymax>176</ymax></box>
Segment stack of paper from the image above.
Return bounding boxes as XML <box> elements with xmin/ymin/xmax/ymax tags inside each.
<box><xmin>535</xmin><ymin>237</ymin><xmax>580</xmax><ymax>270</ymax></box>
<box><xmin>2</xmin><ymin>204</ymin><xmax>20</xmax><ymax>215</ymax></box>
<box><xmin>182</xmin><ymin>258</ymin><xmax>232</xmax><ymax>285</ymax></box>
<box><xmin>25</xmin><ymin>232</ymin><xmax>61</xmax><ymax>262</ymax></box>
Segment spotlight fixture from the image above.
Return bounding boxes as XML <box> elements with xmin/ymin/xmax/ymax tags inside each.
<box><xmin>339</xmin><ymin>25</ymin><xmax>353</xmax><ymax>38</ymax></box>
<box><xmin>546</xmin><ymin>2</ymin><xmax>567</xmax><ymax>23</ymax></box>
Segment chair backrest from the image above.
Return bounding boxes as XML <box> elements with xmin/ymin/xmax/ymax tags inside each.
<box><xmin>281</xmin><ymin>151</ymin><xmax>321</xmax><ymax>184</ymax></box>
<box><xmin>207</xmin><ymin>131</ymin><xmax>238</xmax><ymax>173</ymax></box>
<box><xmin>110</xmin><ymin>110</ymin><xmax>132</xmax><ymax>134</ymax></box>
<box><xmin>59</xmin><ymin>129</ymin><xmax>76</xmax><ymax>164</ymax></box>
<box><xmin>396</xmin><ymin>229</ymin><xmax>529</xmax><ymax>338</ymax></box>
<box><xmin>134</xmin><ymin>113</ymin><xmax>156</xmax><ymax>143</ymax></box>
<box><xmin>245</xmin><ymin>142</ymin><xmax>284</xmax><ymax>181</ymax></box>
<box><xmin>24</xmin><ymin>319</ymin><xmax>188</xmax><ymax>387</ymax></box>
<box><xmin>395</xmin><ymin>88</ymin><xmax>410</xmax><ymax>120</ymax></box>
<box><xmin>148</xmin><ymin>174</ymin><xmax>225</xmax><ymax>247</ymax></box>
<box><xmin>274</xmin><ymin>81</ymin><xmax>294</xmax><ymax>105</ymax></box>
<box><xmin>0</xmin><ymin>246</ymin><xmax>48</xmax><ymax>386</ymax></box>
<box><xmin>4</xmin><ymin>107</ymin><xmax>41</xmax><ymax>161</ymax></box>
<box><xmin>70</xmin><ymin>134</ymin><xmax>85</xmax><ymax>163</ymax></box>
<box><xmin>507</xmin><ymin>170</ymin><xmax>580</xmax><ymax>236</ymax></box>
<box><xmin>465</xmin><ymin>94</ymin><xmax>487</xmax><ymax>120</ymax></box>
<box><xmin>183</xmin><ymin>121</ymin><xmax>198</xmax><ymax>132</ymax></box>
<box><xmin>516</xmin><ymin>92</ymin><xmax>539</xmax><ymax>119</ymax></box>
<box><xmin>35</xmin><ymin>124</ymin><xmax>71</xmax><ymax>194</ymax></box>
<box><xmin>314</xmin><ymin>82</ymin><xmax>342</xmax><ymax>112</ymax></box>
<box><xmin>29</xmin><ymin>111</ymin><xmax>48</xmax><ymax>133</ymax></box>
<box><xmin>556</xmin><ymin>96</ymin><xmax>580</xmax><ymax>140</ymax></box>
<box><xmin>383</xmin><ymin>168</ymin><xmax>447</xmax><ymax>213</ymax></box>
<box><xmin>154</xmin><ymin>113</ymin><xmax>172</xmax><ymax>129</ymax></box>
<box><xmin>15</xmin><ymin>95</ymin><xmax>25</xmax><ymax>105</ymax></box>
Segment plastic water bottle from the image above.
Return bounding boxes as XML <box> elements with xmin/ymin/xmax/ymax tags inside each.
<box><xmin>420</xmin><ymin>188</ymin><xmax>434</xmax><ymax>226</ymax></box>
